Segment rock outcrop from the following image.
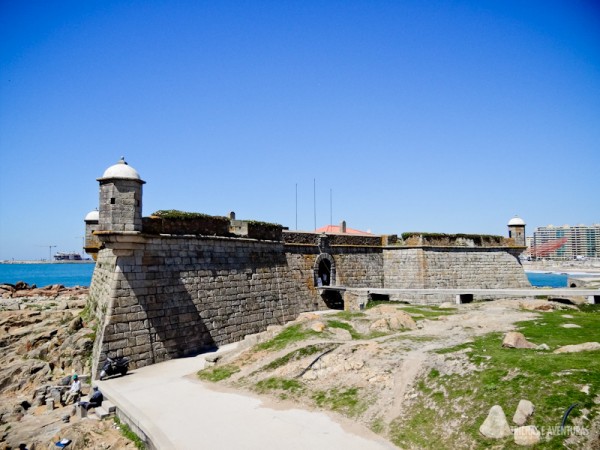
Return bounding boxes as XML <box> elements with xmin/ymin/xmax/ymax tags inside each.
<box><xmin>502</xmin><ymin>332</ymin><xmax>537</xmax><ymax>349</ymax></box>
<box><xmin>365</xmin><ymin>305</ymin><xmax>417</xmax><ymax>331</ymax></box>
<box><xmin>513</xmin><ymin>399</ymin><xmax>534</xmax><ymax>426</ymax></box>
<box><xmin>514</xmin><ymin>425</ymin><xmax>541</xmax><ymax>446</ymax></box>
<box><xmin>553</xmin><ymin>342</ymin><xmax>600</xmax><ymax>353</ymax></box>
<box><xmin>0</xmin><ymin>289</ymin><xmax>107</xmax><ymax>448</ymax></box>
<box><xmin>479</xmin><ymin>405</ymin><xmax>512</xmax><ymax>439</ymax></box>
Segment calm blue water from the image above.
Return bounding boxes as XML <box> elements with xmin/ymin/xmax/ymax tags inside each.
<box><xmin>0</xmin><ymin>263</ymin><xmax>95</xmax><ymax>287</ymax></box>
<box><xmin>526</xmin><ymin>272</ymin><xmax>567</xmax><ymax>288</ymax></box>
<box><xmin>0</xmin><ymin>264</ymin><xmax>582</xmax><ymax>289</ymax></box>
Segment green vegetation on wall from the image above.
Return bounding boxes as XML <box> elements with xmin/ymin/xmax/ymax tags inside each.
<box><xmin>400</xmin><ymin>232</ymin><xmax>506</xmax><ymax>246</ymax></box>
<box><xmin>151</xmin><ymin>210</ymin><xmax>228</xmax><ymax>221</ymax></box>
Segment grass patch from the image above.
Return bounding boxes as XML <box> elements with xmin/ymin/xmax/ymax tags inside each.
<box><xmin>398</xmin><ymin>305</ymin><xmax>456</xmax><ymax>319</ymax></box>
<box><xmin>255</xmin><ymin>377</ymin><xmax>305</xmax><ymax>397</ymax></box>
<box><xmin>578</xmin><ymin>303</ymin><xmax>600</xmax><ymax>313</ymax></box>
<box><xmin>113</xmin><ymin>416</ymin><xmax>145</xmax><ymax>449</ymax></box>
<box><xmin>312</xmin><ymin>387</ymin><xmax>368</xmax><ymax>417</ymax></box>
<box><xmin>517</xmin><ymin>309</ymin><xmax>600</xmax><ymax>349</ymax></box>
<box><xmin>261</xmin><ymin>344</ymin><xmax>333</xmax><ymax>372</ymax></box>
<box><xmin>326</xmin><ymin>319</ymin><xmax>363</xmax><ymax>339</ymax></box>
<box><xmin>392</xmin><ymin>308</ymin><xmax>600</xmax><ymax>449</ymax></box>
<box><xmin>255</xmin><ymin>324</ymin><xmax>320</xmax><ymax>351</ymax></box>
<box><xmin>371</xmin><ymin>416</ymin><xmax>385</xmax><ymax>434</ymax></box>
<box><xmin>366</xmin><ymin>300</ymin><xmax>406</xmax><ymax>309</ymax></box>
<box><xmin>390</xmin><ymin>407</ymin><xmax>443</xmax><ymax>449</ymax></box>
<box><xmin>197</xmin><ymin>364</ymin><xmax>240</xmax><ymax>382</ymax></box>
<box><xmin>435</xmin><ymin>341</ymin><xmax>473</xmax><ymax>354</ymax></box>
<box><xmin>333</xmin><ymin>311</ymin><xmax>365</xmax><ymax>321</ymax></box>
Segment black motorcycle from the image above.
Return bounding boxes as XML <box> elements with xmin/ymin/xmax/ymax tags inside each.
<box><xmin>99</xmin><ymin>356</ymin><xmax>129</xmax><ymax>380</ymax></box>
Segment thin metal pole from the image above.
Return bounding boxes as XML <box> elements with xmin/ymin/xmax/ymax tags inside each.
<box><xmin>313</xmin><ymin>178</ymin><xmax>316</xmax><ymax>231</ymax></box>
<box><xmin>295</xmin><ymin>183</ymin><xmax>298</xmax><ymax>231</ymax></box>
<box><xmin>330</xmin><ymin>188</ymin><xmax>332</xmax><ymax>226</ymax></box>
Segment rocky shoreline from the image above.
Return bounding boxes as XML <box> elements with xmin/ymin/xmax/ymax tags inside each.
<box><xmin>0</xmin><ymin>282</ymin><xmax>88</xmax><ymax>312</ymax></box>
<box><xmin>0</xmin><ymin>285</ymin><xmax>135</xmax><ymax>449</ymax></box>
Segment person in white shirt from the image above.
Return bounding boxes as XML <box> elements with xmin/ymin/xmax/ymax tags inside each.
<box><xmin>63</xmin><ymin>374</ymin><xmax>81</xmax><ymax>404</ymax></box>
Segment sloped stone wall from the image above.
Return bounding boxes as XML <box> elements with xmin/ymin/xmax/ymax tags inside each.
<box><xmin>89</xmin><ymin>235</ymin><xmax>332</xmax><ymax>376</ymax></box>
<box><xmin>88</xmin><ymin>248</ymin><xmax>120</xmax><ymax>376</ymax></box>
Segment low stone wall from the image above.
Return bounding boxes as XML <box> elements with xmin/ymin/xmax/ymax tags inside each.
<box><xmin>283</xmin><ymin>231</ymin><xmax>317</xmax><ymax>245</ymax></box>
<box><xmin>230</xmin><ymin>221</ymin><xmax>284</xmax><ymax>241</ymax></box>
<box><xmin>401</xmin><ymin>232</ymin><xmax>509</xmax><ymax>247</ymax></box>
<box><xmin>383</xmin><ymin>247</ymin><xmax>530</xmax><ymax>290</ymax></box>
<box><xmin>283</xmin><ymin>231</ymin><xmax>382</xmax><ymax>246</ymax></box>
<box><xmin>142</xmin><ymin>216</ymin><xmax>230</xmax><ymax>236</ymax></box>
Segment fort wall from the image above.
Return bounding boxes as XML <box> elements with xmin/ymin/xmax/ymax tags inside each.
<box><xmin>90</xmin><ymin>233</ymin><xmax>380</xmax><ymax>375</ymax></box>
<box><xmin>381</xmin><ymin>246</ymin><xmax>530</xmax><ymax>303</ymax></box>
<box><xmin>383</xmin><ymin>247</ymin><xmax>529</xmax><ymax>289</ymax></box>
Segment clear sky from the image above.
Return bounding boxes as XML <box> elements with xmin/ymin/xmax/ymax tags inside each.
<box><xmin>1</xmin><ymin>0</ymin><xmax>599</xmax><ymax>260</ymax></box>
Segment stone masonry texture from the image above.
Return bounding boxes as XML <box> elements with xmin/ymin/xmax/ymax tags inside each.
<box><xmin>88</xmin><ymin>232</ymin><xmax>529</xmax><ymax>377</ymax></box>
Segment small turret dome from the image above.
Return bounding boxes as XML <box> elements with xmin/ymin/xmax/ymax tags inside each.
<box><xmin>100</xmin><ymin>157</ymin><xmax>141</xmax><ymax>180</ymax></box>
<box><xmin>85</xmin><ymin>210</ymin><xmax>99</xmax><ymax>222</ymax></box>
<box><xmin>508</xmin><ymin>216</ymin><xmax>525</xmax><ymax>226</ymax></box>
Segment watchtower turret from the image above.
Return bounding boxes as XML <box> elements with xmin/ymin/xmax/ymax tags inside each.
<box><xmin>97</xmin><ymin>157</ymin><xmax>145</xmax><ymax>232</ymax></box>
<box><xmin>83</xmin><ymin>209</ymin><xmax>100</xmax><ymax>260</ymax></box>
<box><xmin>507</xmin><ymin>215</ymin><xmax>526</xmax><ymax>247</ymax></box>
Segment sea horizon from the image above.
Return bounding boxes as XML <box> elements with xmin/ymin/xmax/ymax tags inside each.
<box><xmin>0</xmin><ymin>262</ymin><xmax>95</xmax><ymax>288</ymax></box>
<box><xmin>2</xmin><ymin>261</ymin><xmax>598</xmax><ymax>289</ymax></box>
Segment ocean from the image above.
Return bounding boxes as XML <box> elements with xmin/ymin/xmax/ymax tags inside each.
<box><xmin>0</xmin><ymin>263</ymin><xmax>95</xmax><ymax>287</ymax></box>
<box><xmin>0</xmin><ymin>263</ymin><xmax>589</xmax><ymax>289</ymax></box>
<box><xmin>525</xmin><ymin>272</ymin><xmax>567</xmax><ymax>288</ymax></box>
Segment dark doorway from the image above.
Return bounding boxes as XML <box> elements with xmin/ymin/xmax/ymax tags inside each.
<box><xmin>321</xmin><ymin>290</ymin><xmax>344</xmax><ymax>310</ymax></box>
<box><xmin>318</xmin><ymin>258</ymin><xmax>332</xmax><ymax>286</ymax></box>
<box><xmin>369</xmin><ymin>293</ymin><xmax>390</xmax><ymax>301</ymax></box>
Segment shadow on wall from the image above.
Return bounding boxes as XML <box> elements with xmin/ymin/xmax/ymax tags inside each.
<box><xmin>129</xmin><ymin>272</ymin><xmax>217</xmax><ymax>365</ymax></box>
<box><xmin>118</xmin><ymin>247</ymin><xmax>308</xmax><ymax>368</ymax></box>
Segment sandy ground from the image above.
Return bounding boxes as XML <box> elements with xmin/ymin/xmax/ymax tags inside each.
<box><xmin>523</xmin><ymin>260</ymin><xmax>600</xmax><ymax>275</ymax></box>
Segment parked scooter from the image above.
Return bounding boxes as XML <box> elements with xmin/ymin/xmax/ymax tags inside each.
<box><xmin>99</xmin><ymin>356</ymin><xmax>129</xmax><ymax>380</ymax></box>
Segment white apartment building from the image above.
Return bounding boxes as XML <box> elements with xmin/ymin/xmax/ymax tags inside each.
<box><xmin>532</xmin><ymin>224</ymin><xmax>600</xmax><ymax>260</ymax></box>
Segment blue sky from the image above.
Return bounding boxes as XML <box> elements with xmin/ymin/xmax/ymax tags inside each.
<box><xmin>1</xmin><ymin>0</ymin><xmax>599</xmax><ymax>260</ymax></box>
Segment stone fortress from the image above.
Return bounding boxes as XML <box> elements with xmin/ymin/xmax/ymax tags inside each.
<box><xmin>84</xmin><ymin>158</ymin><xmax>530</xmax><ymax>377</ymax></box>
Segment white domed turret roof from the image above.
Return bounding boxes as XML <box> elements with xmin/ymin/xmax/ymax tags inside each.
<box><xmin>84</xmin><ymin>210</ymin><xmax>99</xmax><ymax>222</ymax></box>
<box><xmin>508</xmin><ymin>216</ymin><xmax>526</xmax><ymax>226</ymax></box>
<box><xmin>100</xmin><ymin>157</ymin><xmax>141</xmax><ymax>180</ymax></box>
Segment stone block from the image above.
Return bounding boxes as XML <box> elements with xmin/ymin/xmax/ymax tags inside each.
<box><xmin>78</xmin><ymin>404</ymin><xmax>88</xmax><ymax>418</ymax></box>
<box><xmin>108</xmin><ymin>339</ymin><xmax>128</xmax><ymax>351</ymax></box>
<box><xmin>94</xmin><ymin>406</ymin><xmax>110</xmax><ymax>419</ymax></box>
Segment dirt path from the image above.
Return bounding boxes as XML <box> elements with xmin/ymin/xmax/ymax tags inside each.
<box><xmin>209</xmin><ymin>299</ymin><xmax>550</xmax><ymax>438</ymax></box>
<box><xmin>384</xmin><ymin>351</ymin><xmax>427</xmax><ymax>422</ymax></box>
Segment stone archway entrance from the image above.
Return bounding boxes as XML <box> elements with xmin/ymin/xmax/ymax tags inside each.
<box><xmin>314</xmin><ymin>253</ymin><xmax>336</xmax><ymax>287</ymax></box>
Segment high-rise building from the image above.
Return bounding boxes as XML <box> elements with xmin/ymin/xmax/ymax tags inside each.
<box><xmin>532</xmin><ymin>224</ymin><xmax>600</xmax><ymax>260</ymax></box>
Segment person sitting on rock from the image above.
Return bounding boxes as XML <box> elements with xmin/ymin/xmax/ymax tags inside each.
<box><xmin>89</xmin><ymin>386</ymin><xmax>103</xmax><ymax>407</ymax></box>
<box><xmin>63</xmin><ymin>374</ymin><xmax>81</xmax><ymax>405</ymax></box>
<box><xmin>79</xmin><ymin>385</ymin><xmax>103</xmax><ymax>410</ymax></box>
